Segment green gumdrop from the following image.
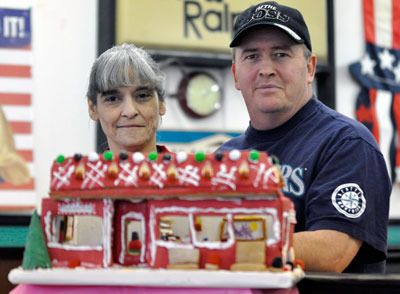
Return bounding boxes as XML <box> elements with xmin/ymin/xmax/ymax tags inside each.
<box><xmin>249</xmin><ymin>150</ymin><xmax>260</xmax><ymax>161</ymax></box>
<box><xmin>148</xmin><ymin>152</ymin><xmax>158</xmax><ymax>161</ymax></box>
<box><xmin>56</xmin><ymin>154</ymin><xmax>65</xmax><ymax>164</ymax></box>
<box><xmin>194</xmin><ymin>151</ymin><xmax>206</xmax><ymax>162</ymax></box>
<box><xmin>103</xmin><ymin>150</ymin><xmax>114</xmax><ymax>161</ymax></box>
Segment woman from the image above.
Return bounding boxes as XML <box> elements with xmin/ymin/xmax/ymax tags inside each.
<box><xmin>87</xmin><ymin>43</ymin><xmax>167</xmax><ymax>154</ymax></box>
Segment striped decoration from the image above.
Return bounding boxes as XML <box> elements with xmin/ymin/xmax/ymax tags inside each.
<box><xmin>350</xmin><ymin>0</ymin><xmax>400</xmax><ymax>182</ymax></box>
<box><xmin>0</xmin><ymin>8</ymin><xmax>35</xmax><ymax>210</ymax></box>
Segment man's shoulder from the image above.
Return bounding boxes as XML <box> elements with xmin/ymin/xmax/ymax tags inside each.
<box><xmin>313</xmin><ymin>100</ymin><xmax>379</xmax><ymax>147</ymax></box>
<box><xmin>217</xmin><ymin>134</ymin><xmax>247</xmax><ymax>152</ymax></box>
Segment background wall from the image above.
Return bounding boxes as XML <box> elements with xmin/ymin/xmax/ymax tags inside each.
<box><xmin>0</xmin><ymin>0</ymin><xmax>97</xmax><ymax>209</ymax></box>
<box><xmin>32</xmin><ymin>0</ymin><xmax>97</xmax><ymax>207</ymax></box>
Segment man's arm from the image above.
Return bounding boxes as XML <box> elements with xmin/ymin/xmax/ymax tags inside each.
<box><xmin>293</xmin><ymin>229</ymin><xmax>362</xmax><ymax>272</ymax></box>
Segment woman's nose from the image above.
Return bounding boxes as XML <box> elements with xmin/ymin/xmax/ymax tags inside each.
<box><xmin>121</xmin><ymin>97</ymin><xmax>138</xmax><ymax>118</ymax></box>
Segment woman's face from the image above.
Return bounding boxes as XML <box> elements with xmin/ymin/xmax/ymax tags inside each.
<box><xmin>88</xmin><ymin>82</ymin><xmax>166</xmax><ymax>154</ymax></box>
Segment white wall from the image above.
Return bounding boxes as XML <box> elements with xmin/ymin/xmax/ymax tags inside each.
<box><xmin>0</xmin><ymin>0</ymin><xmax>98</xmax><ymax>207</ymax></box>
<box><xmin>32</xmin><ymin>0</ymin><xmax>97</xmax><ymax>205</ymax></box>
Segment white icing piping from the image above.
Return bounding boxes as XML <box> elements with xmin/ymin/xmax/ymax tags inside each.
<box><xmin>177</xmin><ymin>165</ymin><xmax>200</xmax><ymax>186</ymax></box>
<box><xmin>211</xmin><ymin>164</ymin><xmax>238</xmax><ymax>190</ymax></box>
<box><xmin>44</xmin><ymin>211</ymin><xmax>52</xmax><ymax>242</ymax></box>
<box><xmin>81</xmin><ymin>161</ymin><xmax>107</xmax><ymax>189</ymax></box>
<box><xmin>150</xmin><ymin>163</ymin><xmax>166</xmax><ymax>188</ymax></box>
<box><xmin>189</xmin><ymin>213</ymin><xmax>235</xmax><ymax>250</ymax></box>
<box><xmin>119</xmin><ymin>211</ymin><xmax>146</xmax><ymax>264</ymax></box>
<box><xmin>47</xmin><ymin>243</ymin><xmax>102</xmax><ymax>251</ymax></box>
<box><xmin>51</xmin><ymin>159</ymin><xmax>74</xmax><ymax>190</ymax></box>
<box><xmin>149</xmin><ymin>205</ymin><xmax>281</xmax><ymax>266</ymax></box>
<box><xmin>149</xmin><ymin>206</ymin><xmax>157</xmax><ymax>266</ymax></box>
<box><xmin>114</xmin><ymin>163</ymin><xmax>139</xmax><ymax>186</ymax></box>
<box><xmin>103</xmin><ymin>199</ymin><xmax>113</xmax><ymax>267</ymax></box>
<box><xmin>253</xmin><ymin>163</ymin><xmax>280</xmax><ymax>188</ymax></box>
<box><xmin>58</xmin><ymin>202</ymin><xmax>95</xmax><ymax>214</ymax></box>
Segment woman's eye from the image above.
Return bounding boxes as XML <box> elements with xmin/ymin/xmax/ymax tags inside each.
<box><xmin>135</xmin><ymin>91</ymin><xmax>152</xmax><ymax>101</ymax></box>
<box><xmin>104</xmin><ymin>95</ymin><xmax>120</xmax><ymax>103</ymax></box>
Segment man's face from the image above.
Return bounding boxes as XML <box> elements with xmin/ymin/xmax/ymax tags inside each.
<box><xmin>88</xmin><ymin>83</ymin><xmax>166</xmax><ymax>154</ymax></box>
<box><xmin>232</xmin><ymin>26</ymin><xmax>316</xmax><ymax>130</ymax></box>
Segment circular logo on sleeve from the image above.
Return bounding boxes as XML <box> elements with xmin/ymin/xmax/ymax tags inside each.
<box><xmin>331</xmin><ymin>183</ymin><xmax>366</xmax><ymax>218</ymax></box>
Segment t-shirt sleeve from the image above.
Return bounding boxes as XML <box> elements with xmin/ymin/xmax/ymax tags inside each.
<box><xmin>305</xmin><ymin>137</ymin><xmax>391</xmax><ymax>259</ymax></box>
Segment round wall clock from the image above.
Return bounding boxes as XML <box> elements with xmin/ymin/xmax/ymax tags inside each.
<box><xmin>178</xmin><ymin>71</ymin><xmax>222</xmax><ymax>118</ymax></box>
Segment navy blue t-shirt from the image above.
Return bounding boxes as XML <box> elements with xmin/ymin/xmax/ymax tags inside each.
<box><xmin>218</xmin><ymin>98</ymin><xmax>391</xmax><ymax>273</ymax></box>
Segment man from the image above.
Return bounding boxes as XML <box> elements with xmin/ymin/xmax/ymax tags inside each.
<box><xmin>218</xmin><ymin>1</ymin><xmax>391</xmax><ymax>273</ymax></box>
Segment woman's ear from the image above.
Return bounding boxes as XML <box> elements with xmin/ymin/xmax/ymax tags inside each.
<box><xmin>87</xmin><ymin>99</ymin><xmax>98</xmax><ymax>121</ymax></box>
<box><xmin>159</xmin><ymin>101</ymin><xmax>166</xmax><ymax>116</ymax></box>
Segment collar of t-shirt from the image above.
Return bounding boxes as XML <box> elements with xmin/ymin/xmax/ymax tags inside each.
<box><xmin>245</xmin><ymin>97</ymin><xmax>319</xmax><ymax>143</ymax></box>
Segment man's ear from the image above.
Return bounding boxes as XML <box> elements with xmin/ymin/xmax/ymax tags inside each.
<box><xmin>232</xmin><ymin>63</ymin><xmax>240</xmax><ymax>90</ymax></box>
<box><xmin>87</xmin><ymin>99</ymin><xmax>98</xmax><ymax>121</ymax></box>
<box><xmin>306</xmin><ymin>54</ymin><xmax>317</xmax><ymax>84</ymax></box>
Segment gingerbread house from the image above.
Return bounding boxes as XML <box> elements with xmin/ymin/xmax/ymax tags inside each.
<box><xmin>40</xmin><ymin>149</ymin><xmax>297</xmax><ymax>271</ymax></box>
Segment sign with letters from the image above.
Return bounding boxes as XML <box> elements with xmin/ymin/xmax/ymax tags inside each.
<box><xmin>0</xmin><ymin>8</ymin><xmax>31</xmax><ymax>47</ymax></box>
<box><xmin>116</xmin><ymin>0</ymin><xmax>327</xmax><ymax>60</ymax></box>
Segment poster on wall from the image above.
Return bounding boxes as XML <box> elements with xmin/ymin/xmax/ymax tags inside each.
<box><xmin>0</xmin><ymin>8</ymin><xmax>35</xmax><ymax>211</ymax></box>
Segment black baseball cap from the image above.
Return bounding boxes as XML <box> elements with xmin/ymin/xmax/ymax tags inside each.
<box><xmin>230</xmin><ymin>1</ymin><xmax>312</xmax><ymax>51</ymax></box>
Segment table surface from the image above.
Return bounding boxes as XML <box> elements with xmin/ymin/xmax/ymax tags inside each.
<box><xmin>11</xmin><ymin>285</ymin><xmax>299</xmax><ymax>294</ymax></box>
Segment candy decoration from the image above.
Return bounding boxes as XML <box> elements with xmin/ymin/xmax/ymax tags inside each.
<box><xmin>22</xmin><ymin>210</ymin><xmax>51</xmax><ymax>270</ymax></box>
<box><xmin>214</xmin><ymin>151</ymin><xmax>224</xmax><ymax>161</ymax></box>
<box><xmin>88</xmin><ymin>152</ymin><xmax>99</xmax><ymax>162</ymax></box>
<box><xmin>73</xmin><ymin>153</ymin><xmax>82</xmax><ymax>162</ymax></box>
<box><xmin>166</xmin><ymin>164</ymin><xmax>178</xmax><ymax>181</ymax></box>
<box><xmin>75</xmin><ymin>163</ymin><xmax>85</xmax><ymax>180</ymax></box>
<box><xmin>148</xmin><ymin>152</ymin><xmax>158</xmax><ymax>161</ymax></box>
<box><xmin>201</xmin><ymin>161</ymin><xmax>214</xmax><ymax>179</ymax></box>
<box><xmin>139</xmin><ymin>162</ymin><xmax>150</xmax><ymax>179</ymax></box>
<box><xmin>229</xmin><ymin>149</ymin><xmax>241</xmax><ymax>161</ymax></box>
<box><xmin>133</xmin><ymin>152</ymin><xmax>145</xmax><ymax>163</ymax></box>
<box><xmin>108</xmin><ymin>162</ymin><xmax>119</xmax><ymax>178</ymax></box>
<box><xmin>56</xmin><ymin>155</ymin><xmax>65</xmax><ymax>164</ymax></box>
<box><xmin>249</xmin><ymin>150</ymin><xmax>260</xmax><ymax>162</ymax></box>
<box><xmin>176</xmin><ymin>151</ymin><xmax>188</xmax><ymax>164</ymax></box>
<box><xmin>249</xmin><ymin>221</ymin><xmax>258</xmax><ymax>232</ymax></box>
<box><xmin>103</xmin><ymin>150</ymin><xmax>113</xmax><ymax>161</ymax></box>
<box><xmin>119</xmin><ymin>152</ymin><xmax>129</xmax><ymax>161</ymax></box>
<box><xmin>194</xmin><ymin>216</ymin><xmax>202</xmax><ymax>231</ymax></box>
<box><xmin>162</xmin><ymin>153</ymin><xmax>172</xmax><ymax>162</ymax></box>
<box><xmin>238</xmin><ymin>161</ymin><xmax>250</xmax><ymax>179</ymax></box>
<box><xmin>194</xmin><ymin>151</ymin><xmax>206</xmax><ymax>162</ymax></box>
<box><xmin>293</xmin><ymin>259</ymin><xmax>305</xmax><ymax>271</ymax></box>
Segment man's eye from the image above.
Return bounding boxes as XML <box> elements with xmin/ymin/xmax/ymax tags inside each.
<box><xmin>273</xmin><ymin>52</ymin><xmax>288</xmax><ymax>58</ymax></box>
<box><xmin>244</xmin><ymin>54</ymin><xmax>258</xmax><ymax>60</ymax></box>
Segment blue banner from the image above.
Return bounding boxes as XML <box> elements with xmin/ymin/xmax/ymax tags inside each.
<box><xmin>0</xmin><ymin>8</ymin><xmax>31</xmax><ymax>48</ymax></box>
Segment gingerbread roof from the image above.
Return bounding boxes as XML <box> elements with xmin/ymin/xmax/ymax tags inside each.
<box><xmin>49</xmin><ymin>150</ymin><xmax>283</xmax><ymax>199</ymax></box>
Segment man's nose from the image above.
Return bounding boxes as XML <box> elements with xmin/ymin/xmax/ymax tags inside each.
<box><xmin>258</xmin><ymin>57</ymin><xmax>275</xmax><ymax>77</ymax></box>
<box><xmin>121</xmin><ymin>97</ymin><xmax>138</xmax><ymax>118</ymax></box>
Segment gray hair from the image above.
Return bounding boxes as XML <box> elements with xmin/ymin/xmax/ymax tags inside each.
<box><xmin>87</xmin><ymin>43</ymin><xmax>165</xmax><ymax>104</ymax></box>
